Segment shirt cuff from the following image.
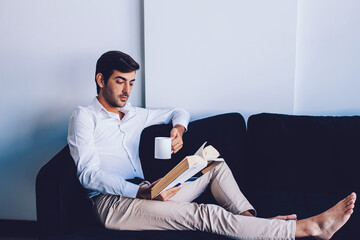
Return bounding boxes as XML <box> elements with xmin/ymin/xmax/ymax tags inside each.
<box><xmin>173</xmin><ymin>120</ymin><xmax>189</xmax><ymax>132</ymax></box>
<box><xmin>124</xmin><ymin>182</ymin><xmax>141</xmax><ymax>198</ymax></box>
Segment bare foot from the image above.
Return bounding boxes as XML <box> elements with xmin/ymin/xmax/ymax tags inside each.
<box><xmin>302</xmin><ymin>192</ymin><xmax>356</xmax><ymax>239</ymax></box>
<box><xmin>269</xmin><ymin>214</ymin><xmax>297</xmax><ymax>221</ymax></box>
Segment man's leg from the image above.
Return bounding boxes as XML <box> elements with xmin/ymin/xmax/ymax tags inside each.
<box><xmin>170</xmin><ymin>161</ymin><xmax>255</xmax><ymax>215</ymax></box>
<box><xmin>93</xmin><ymin>193</ymin><xmax>296</xmax><ymax>240</ymax></box>
<box><xmin>93</xmin><ymin>192</ymin><xmax>356</xmax><ymax>239</ymax></box>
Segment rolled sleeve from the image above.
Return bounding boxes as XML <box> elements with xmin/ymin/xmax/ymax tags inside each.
<box><xmin>144</xmin><ymin>108</ymin><xmax>190</xmax><ymax>130</ymax></box>
<box><xmin>171</xmin><ymin>109</ymin><xmax>190</xmax><ymax>131</ymax></box>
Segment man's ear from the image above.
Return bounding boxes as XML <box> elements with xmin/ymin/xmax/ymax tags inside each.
<box><xmin>96</xmin><ymin>73</ymin><xmax>104</xmax><ymax>89</ymax></box>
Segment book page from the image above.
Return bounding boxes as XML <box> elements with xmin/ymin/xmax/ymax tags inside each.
<box><xmin>194</xmin><ymin>142</ymin><xmax>223</xmax><ymax>162</ymax></box>
<box><xmin>194</xmin><ymin>142</ymin><xmax>207</xmax><ymax>158</ymax></box>
<box><xmin>203</xmin><ymin>145</ymin><xmax>221</xmax><ymax>161</ymax></box>
<box><xmin>154</xmin><ymin>162</ymin><xmax>206</xmax><ymax>197</ymax></box>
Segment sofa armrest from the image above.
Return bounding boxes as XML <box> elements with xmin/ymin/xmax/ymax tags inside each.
<box><xmin>36</xmin><ymin>145</ymin><xmax>97</xmax><ymax>237</ymax></box>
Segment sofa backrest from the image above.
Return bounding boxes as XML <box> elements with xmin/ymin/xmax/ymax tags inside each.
<box><xmin>244</xmin><ymin>113</ymin><xmax>360</xmax><ymax>194</ymax></box>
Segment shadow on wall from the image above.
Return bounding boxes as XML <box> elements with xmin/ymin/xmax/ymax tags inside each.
<box><xmin>0</xmin><ymin>109</ymin><xmax>71</xmax><ymax>220</ymax></box>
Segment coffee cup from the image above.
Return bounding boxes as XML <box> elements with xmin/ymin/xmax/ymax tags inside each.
<box><xmin>154</xmin><ymin>137</ymin><xmax>173</xmax><ymax>159</ymax></box>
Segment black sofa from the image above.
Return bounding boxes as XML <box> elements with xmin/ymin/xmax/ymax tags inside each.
<box><xmin>36</xmin><ymin>113</ymin><xmax>360</xmax><ymax>239</ymax></box>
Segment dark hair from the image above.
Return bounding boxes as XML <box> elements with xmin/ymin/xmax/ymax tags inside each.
<box><xmin>95</xmin><ymin>50</ymin><xmax>140</xmax><ymax>94</ymax></box>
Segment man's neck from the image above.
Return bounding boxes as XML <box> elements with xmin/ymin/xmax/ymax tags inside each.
<box><xmin>97</xmin><ymin>96</ymin><xmax>125</xmax><ymax>120</ymax></box>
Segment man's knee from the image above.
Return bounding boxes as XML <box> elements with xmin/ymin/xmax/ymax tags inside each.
<box><xmin>213</xmin><ymin>160</ymin><xmax>230</xmax><ymax>173</ymax></box>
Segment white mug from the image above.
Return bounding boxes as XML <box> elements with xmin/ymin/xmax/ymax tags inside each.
<box><xmin>154</xmin><ymin>137</ymin><xmax>173</xmax><ymax>159</ymax></box>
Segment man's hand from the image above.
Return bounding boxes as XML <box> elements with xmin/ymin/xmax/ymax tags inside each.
<box><xmin>136</xmin><ymin>178</ymin><xmax>182</xmax><ymax>201</ymax></box>
<box><xmin>154</xmin><ymin>184</ymin><xmax>182</xmax><ymax>201</ymax></box>
<box><xmin>170</xmin><ymin>124</ymin><xmax>185</xmax><ymax>154</ymax></box>
<box><xmin>136</xmin><ymin>179</ymin><xmax>160</xmax><ymax>199</ymax></box>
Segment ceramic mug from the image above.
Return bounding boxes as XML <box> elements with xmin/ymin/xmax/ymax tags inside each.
<box><xmin>154</xmin><ymin>137</ymin><xmax>173</xmax><ymax>159</ymax></box>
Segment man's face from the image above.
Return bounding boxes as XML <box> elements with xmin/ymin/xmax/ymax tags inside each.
<box><xmin>101</xmin><ymin>70</ymin><xmax>135</xmax><ymax>108</ymax></box>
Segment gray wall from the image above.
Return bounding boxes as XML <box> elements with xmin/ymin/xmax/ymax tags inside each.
<box><xmin>0</xmin><ymin>0</ymin><xmax>143</xmax><ymax>220</ymax></box>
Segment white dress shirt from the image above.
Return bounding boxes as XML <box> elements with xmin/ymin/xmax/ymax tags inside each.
<box><xmin>67</xmin><ymin>97</ymin><xmax>190</xmax><ymax>199</ymax></box>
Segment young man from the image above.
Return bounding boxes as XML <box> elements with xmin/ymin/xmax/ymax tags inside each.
<box><xmin>68</xmin><ymin>50</ymin><xmax>356</xmax><ymax>239</ymax></box>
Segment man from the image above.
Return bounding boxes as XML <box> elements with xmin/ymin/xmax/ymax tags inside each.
<box><xmin>68</xmin><ymin>50</ymin><xmax>356</xmax><ymax>239</ymax></box>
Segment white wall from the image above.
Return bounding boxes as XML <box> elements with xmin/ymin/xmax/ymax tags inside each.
<box><xmin>294</xmin><ymin>0</ymin><xmax>360</xmax><ymax>115</ymax></box>
<box><xmin>144</xmin><ymin>0</ymin><xmax>298</xmax><ymax>120</ymax></box>
<box><xmin>0</xmin><ymin>0</ymin><xmax>143</xmax><ymax>220</ymax></box>
<box><xmin>145</xmin><ymin>0</ymin><xmax>360</xmax><ymax>119</ymax></box>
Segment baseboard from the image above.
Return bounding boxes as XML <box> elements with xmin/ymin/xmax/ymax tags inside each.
<box><xmin>0</xmin><ymin>219</ymin><xmax>38</xmax><ymax>238</ymax></box>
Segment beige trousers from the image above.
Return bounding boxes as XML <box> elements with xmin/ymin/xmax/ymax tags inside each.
<box><xmin>92</xmin><ymin>161</ymin><xmax>296</xmax><ymax>239</ymax></box>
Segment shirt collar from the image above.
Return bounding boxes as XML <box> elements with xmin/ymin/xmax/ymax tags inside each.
<box><xmin>119</xmin><ymin>101</ymin><xmax>132</xmax><ymax>115</ymax></box>
<box><xmin>91</xmin><ymin>97</ymin><xmax>135</xmax><ymax>118</ymax></box>
<box><xmin>91</xmin><ymin>97</ymin><xmax>104</xmax><ymax>114</ymax></box>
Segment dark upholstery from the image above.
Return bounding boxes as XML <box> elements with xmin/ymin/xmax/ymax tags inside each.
<box><xmin>36</xmin><ymin>145</ymin><xmax>97</xmax><ymax>236</ymax></box>
<box><xmin>36</xmin><ymin>112</ymin><xmax>360</xmax><ymax>239</ymax></box>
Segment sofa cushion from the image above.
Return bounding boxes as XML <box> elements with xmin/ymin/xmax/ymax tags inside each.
<box><xmin>244</xmin><ymin>113</ymin><xmax>360</xmax><ymax>193</ymax></box>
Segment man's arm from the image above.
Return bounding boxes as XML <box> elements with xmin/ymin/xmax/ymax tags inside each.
<box><xmin>136</xmin><ymin>179</ymin><xmax>182</xmax><ymax>201</ymax></box>
<box><xmin>143</xmin><ymin>108</ymin><xmax>190</xmax><ymax>154</ymax></box>
<box><xmin>68</xmin><ymin>108</ymin><xmax>140</xmax><ymax>198</ymax></box>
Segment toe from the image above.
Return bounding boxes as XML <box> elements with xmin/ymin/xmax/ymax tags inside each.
<box><xmin>345</xmin><ymin>203</ymin><xmax>355</xmax><ymax>212</ymax></box>
<box><xmin>350</xmin><ymin>192</ymin><xmax>357</xmax><ymax>200</ymax></box>
<box><xmin>345</xmin><ymin>199</ymin><xmax>355</xmax><ymax>207</ymax></box>
<box><xmin>345</xmin><ymin>194</ymin><xmax>356</xmax><ymax>204</ymax></box>
<box><xmin>345</xmin><ymin>209</ymin><xmax>354</xmax><ymax>214</ymax></box>
<box><xmin>352</xmin><ymin>192</ymin><xmax>357</xmax><ymax>200</ymax></box>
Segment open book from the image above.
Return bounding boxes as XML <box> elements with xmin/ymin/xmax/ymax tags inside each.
<box><xmin>150</xmin><ymin>142</ymin><xmax>224</xmax><ymax>199</ymax></box>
